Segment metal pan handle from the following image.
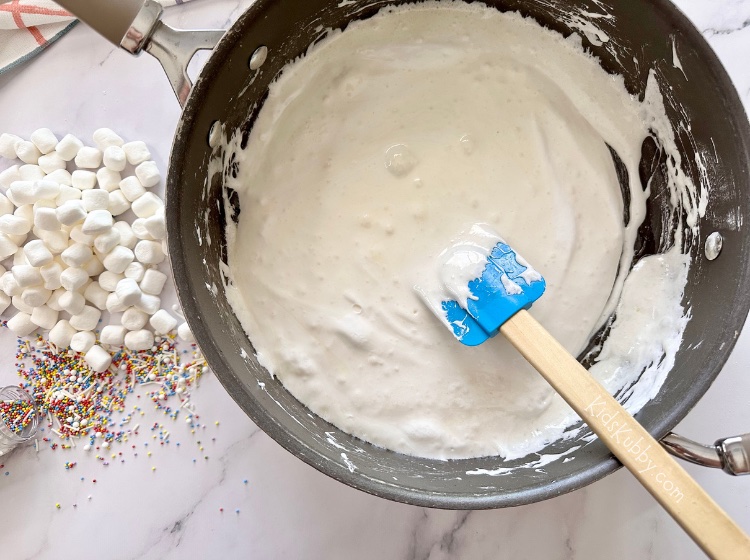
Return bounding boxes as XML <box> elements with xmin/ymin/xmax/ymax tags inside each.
<box><xmin>54</xmin><ymin>0</ymin><xmax>224</xmax><ymax>107</ymax></box>
<box><xmin>54</xmin><ymin>0</ymin><xmax>145</xmax><ymax>46</ymax></box>
<box><xmin>662</xmin><ymin>432</ymin><xmax>750</xmax><ymax>475</ymax></box>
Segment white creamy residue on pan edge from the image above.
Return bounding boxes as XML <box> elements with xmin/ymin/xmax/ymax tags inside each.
<box><xmin>222</xmin><ymin>2</ymin><xmax>704</xmax><ymax>461</ymax></box>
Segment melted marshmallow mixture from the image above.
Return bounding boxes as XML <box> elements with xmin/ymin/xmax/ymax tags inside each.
<box><xmin>225</xmin><ymin>3</ymin><xmax>694</xmax><ymax>460</ymax></box>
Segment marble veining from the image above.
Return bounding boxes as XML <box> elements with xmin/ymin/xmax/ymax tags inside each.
<box><xmin>0</xmin><ymin>1</ymin><xmax>749</xmax><ymax>559</ymax></box>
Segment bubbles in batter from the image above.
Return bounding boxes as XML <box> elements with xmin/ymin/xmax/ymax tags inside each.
<box><xmin>385</xmin><ymin>143</ymin><xmax>418</xmax><ymax>177</ymax></box>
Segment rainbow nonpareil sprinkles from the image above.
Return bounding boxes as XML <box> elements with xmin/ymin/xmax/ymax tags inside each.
<box><xmin>14</xmin><ymin>334</ymin><xmax>208</xmax><ymax>447</ymax></box>
<box><xmin>0</xmin><ymin>398</ymin><xmax>35</xmax><ymax>435</ymax></box>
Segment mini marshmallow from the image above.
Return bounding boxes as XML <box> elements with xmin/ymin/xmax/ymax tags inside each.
<box><xmin>94</xmin><ymin>228</ymin><xmax>120</xmax><ymax>254</ymax></box>
<box><xmin>72</xmin><ymin>169</ymin><xmax>97</xmax><ymax>190</ymax></box>
<box><xmin>30</xmin><ymin>305</ymin><xmax>58</xmax><ymax>330</ymax></box>
<box><xmin>123</xmin><ymin>141</ymin><xmax>151</xmax><ymax>165</ymax></box>
<box><xmin>105</xmin><ymin>292</ymin><xmax>128</xmax><ymax>313</ymax></box>
<box><xmin>144</xmin><ymin>212</ymin><xmax>166</xmax><ymax>240</ymax></box>
<box><xmin>24</xmin><ymin>240</ymin><xmax>53</xmax><ymax>267</ymax></box>
<box><xmin>124</xmin><ymin>262</ymin><xmax>145</xmax><ymax>282</ymax></box>
<box><xmin>74</xmin><ymin>146</ymin><xmax>103</xmax><ymax>169</ymax></box>
<box><xmin>69</xmin><ymin>224</ymin><xmax>96</xmax><ymax>246</ymax></box>
<box><xmin>19</xmin><ymin>164</ymin><xmax>45</xmax><ymax>180</ymax></box>
<box><xmin>58</xmin><ymin>290</ymin><xmax>85</xmax><ymax>315</ymax></box>
<box><xmin>103</xmin><ymin>145</ymin><xmax>126</xmax><ymax>172</ymax></box>
<box><xmin>5</xmin><ymin>232</ymin><xmax>26</xmax><ymax>247</ymax></box>
<box><xmin>38</xmin><ymin>229</ymin><xmax>69</xmax><ymax>254</ymax></box>
<box><xmin>13</xmin><ymin>249</ymin><xmax>29</xmax><ymax>266</ymax></box>
<box><xmin>69</xmin><ymin>305</ymin><xmax>101</xmax><ymax>331</ymax></box>
<box><xmin>49</xmin><ymin>319</ymin><xmax>76</xmax><ymax>347</ymax></box>
<box><xmin>16</xmin><ymin>141</ymin><xmax>41</xmax><ymax>164</ymax></box>
<box><xmin>0</xmin><ymin>214</ymin><xmax>31</xmax><ymax>236</ymax></box>
<box><xmin>131</xmin><ymin>192</ymin><xmax>163</xmax><ymax>219</ymax></box>
<box><xmin>0</xmin><ymin>194</ymin><xmax>12</xmax><ymax>216</ymax></box>
<box><xmin>61</xmin><ymin>243</ymin><xmax>93</xmax><ymax>267</ymax></box>
<box><xmin>70</xmin><ymin>331</ymin><xmax>96</xmax><ymax>353</ymax></box>
<box><xmin>0</xmin><ymin>291</ymin><xmax>10</xmax><ymax>315</ymax></box>
<box><xmin>12</xmin><ymin>265</ymin><xmax>42</xmax><ymax>287</ymax></box>
<box><xmin>85</xmin><ymin>345</ymin><xmax>112</xmax><ymax>372</ymax></box>
<box><xmin>113</xmin><ymin>221</ymin><xmax>137</xmax><ymax>249</ymax></box>
<box><xmin>93</xmin><ymin>128</ymin><xmax>124</xmax><ymax>150</ymax></box>
<box><xmin>21</xmin><ymin>286</ymin><xmax>51</xmax><ymax>308</ymax></box>
<box><xmin>34</xmin><ymin>206</ymin><xmax>61</xmax><ymax>231</ymax></box>
<box><xmin>12</xmin><ymin>295</ymin><xmax>33</xmax><ymax>314</ymax></box>
<box><xmin>55</xmin><ymin>134</ymin><xmax>84</xmax><ymax>161</ymax></box>
<box><xmin>121</xmin><ymin>307</ymin><xmax>148</xmax><ymax>330</ymax></box>
<box><xmin>150</xmin><ymin>309</ymin><xmax>177</xmax><ymax>335</ymax></box>
<box><xmin>47</xmin><ymin>288</ymin><xmax>65</xmax><ymax>311</ymax></box>
<box><xmin>32</xmin><ymin>199</ymin><xmax>55</xmax><ymax>212</ymax></box>
<box><xmin>0</xmin><ymin>235</ymin><xmax>17</xmax><ymax>260</ymax></box>
<box><xmin>38</xmin><ymin>152</ymin><xmax>66</xmax><ymax>174</ymax></box>
<box><xmin>7</xmin><ymin>312</ymin><xmax>36</xmax><ymax>336</ymax></box>
<box><xmin>140</xmin><ymin>268</ymin><xmax>167</xmax><ymax>296</ymax></box>
<box><xmin>46</xmin><ymin>169</ymin><xmax>73</xmax><ymax>186</ymax></box>
<box><xmin>100</xmin><ymin>325</ymin><xmax>126</xmax><ymax>346</ymax></box>
<box><xmin>134</xmin><ymin>161</ymin><xmax>160</xmax><ymax>188</ymax></box>
<box><xmin>134</xmin><ymin>293</ymin><xmax>160</xmax><ymax>315</ymax></box>
<box><xmin>98</xmin><ymin>270</ymin><xmax>123</xmax><ymax>292</ymax></box>
<box><xmin>60</xmin><ymin>267</ymin><xmax>88</xmax><ymax>292</ymax></box>
<box><xmin>0</xmin><ymin>133</ymin><xmax>22</xmax><ymax>159</ymax></box>
<box><xmin>124</xmin><ymin>329</ymin><xmax>154</xmax><ymax>352</ymax></box>
<box><xmin>115</xmin><ymin>278</ymin><xmax>142</xmax><ymax>306</ymax></box>
<box><xmin>56</xmin><ymin>185</ymin><xmax>81</xmax><ymax>205</ymax></box>
<box><xmin>13</xmin><ymin>247</ymin><xmax>28</xmax><ymax>266</ymax></box>
<box><xmin>96</xmin><ymin>168</ymin><xmax>121</xmax><ymax>192</ymax></box>
<box><xmin>102</xmin><ymin>246</ymin><xmax>134</xmax><ymax>273</ymax></box>
<box><xmin>57</xmin><ymin>200</ymin><xmax>87</xmax><ymax>226</ymax></box>
<box><xmin>0</xmin><ymin>166</ymin><xmax>20</xmax><ymax>190</ymax></box>
<box><xmin>0</xmin><ymin>271</ymin><xmax>21</xmax><ymax>296</ymax></box>
<box><xmin>108</xmin><ymin>190</ymin><xmax>130</xmax><ymax>216</ymax></box>
<box><xmin>14</xmin><ymin>204</ymin><xmax>33</xmax><ymax>222</ymax></box>
<box><xmin>30</xmin><ymin>128</ymin><xmax>59</xmax><ymax>154</ymax></box>
<box><xmin>119</xmin><ymin>176</ymin><xmax>146</xmax><ymax>202</ymax></box>
<box><xmin>81</xmin><ymin>209</ymin><xmax>113</xmax><ymax>235</ymax></box>
<box><xmin>83</xmin><ymin>281</ymin><xmax>108</xmax><ymax>310</ymax></box>
<box><xmin>40</xmin><ymin>262</ymin><xmax>63</xmax><ymax>290</ymax></box>
<box><xmin>8</xmin><ymin>180</ymin><xmax>60</xmax><ymax>206</ymax></box>
<box><xmin>130</xmin><ymin>218</ymin><xmax>153</xmax><ymax>241</ymax></box>
<box><xmin>81</xmin><ymin>189</ymin><xmax>109</xmax><ymax>211</ymax></box>
<box><xmin>134</xmin><ymin>240</ymin><xmax>164</xmax><ymax>265</ymax></box>
<box><xmin>82</xmin><ymin>256</ymin><xmax>104</xmax><ymax>277</ymax></box>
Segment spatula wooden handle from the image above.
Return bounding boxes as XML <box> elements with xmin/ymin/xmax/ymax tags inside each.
<box><xmin>501</xmin><ymin>309</ymin><xmax>750</xmax><ymax>560</ymax></box>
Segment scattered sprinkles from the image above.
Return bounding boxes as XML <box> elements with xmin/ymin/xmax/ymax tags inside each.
<box><xmin>1</xmin><ymin>330</ymin><xmax>216</xmax><ymax>499</ymax></box>
<box><xmin>13</xmin><ymin>334</ymin><xmax>207</xmax><ymax>450</ymax></box>
<box><xmin>1</xmin><ymin>320</ymin><xmax>237</xmax><ymax>512</ymax></box>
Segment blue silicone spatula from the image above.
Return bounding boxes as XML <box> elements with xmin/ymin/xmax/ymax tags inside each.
<box><xmin>418</xmin><ymin>224</ymin><xmax>750</xmax><ymax>560</ymax></box>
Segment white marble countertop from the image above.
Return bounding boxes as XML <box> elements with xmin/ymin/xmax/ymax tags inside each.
<box><xmin>0</xmin><ymin>1</ymin><xmax>749</xmax><ymax>558</ymax></box>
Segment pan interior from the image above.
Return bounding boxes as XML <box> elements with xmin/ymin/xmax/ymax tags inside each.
<box><xmin>168</xmin><ymin>0</ymin><xmax>750</xmax><ymax>508</ymax></box>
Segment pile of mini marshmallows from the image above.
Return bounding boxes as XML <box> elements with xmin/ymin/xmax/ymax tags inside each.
<box><xmin>0</xmin><ymin>129</ymin><xmax>194</xmax><ymax>373</ymax></box>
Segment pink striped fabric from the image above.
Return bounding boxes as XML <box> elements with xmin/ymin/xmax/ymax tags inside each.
<box><xmin>0</xmin><ymin>0</ymin><xmax>194</xmax><ymax>75</ymax></box>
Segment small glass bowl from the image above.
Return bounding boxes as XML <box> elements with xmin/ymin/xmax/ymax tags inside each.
<box><xmin>0</xmin><ymin>386</ymin><xmax>39</xmax><ymax>456</ymax></box>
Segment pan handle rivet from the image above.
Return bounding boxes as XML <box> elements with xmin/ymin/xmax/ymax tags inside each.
<box><xmin>705</xmin><ymin>231</ymin><xmax>723</xmax><ymax>260</ymax></box>
<box><xmin>249</xmin><ymin>46</ymin><xmax>269</xmax><ymax>71</ymax></box>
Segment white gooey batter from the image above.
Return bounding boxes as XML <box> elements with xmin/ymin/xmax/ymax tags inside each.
<box><xmin>224</xmin><ymin>2</ymin><xmax>698</xmax><ymax>460</ymax></box>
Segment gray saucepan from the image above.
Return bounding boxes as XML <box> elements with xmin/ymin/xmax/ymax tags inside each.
<box><xmin>57</xmin><ymin>0</ymin><xmax>750</xmax><ymax>508</ymax></box>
